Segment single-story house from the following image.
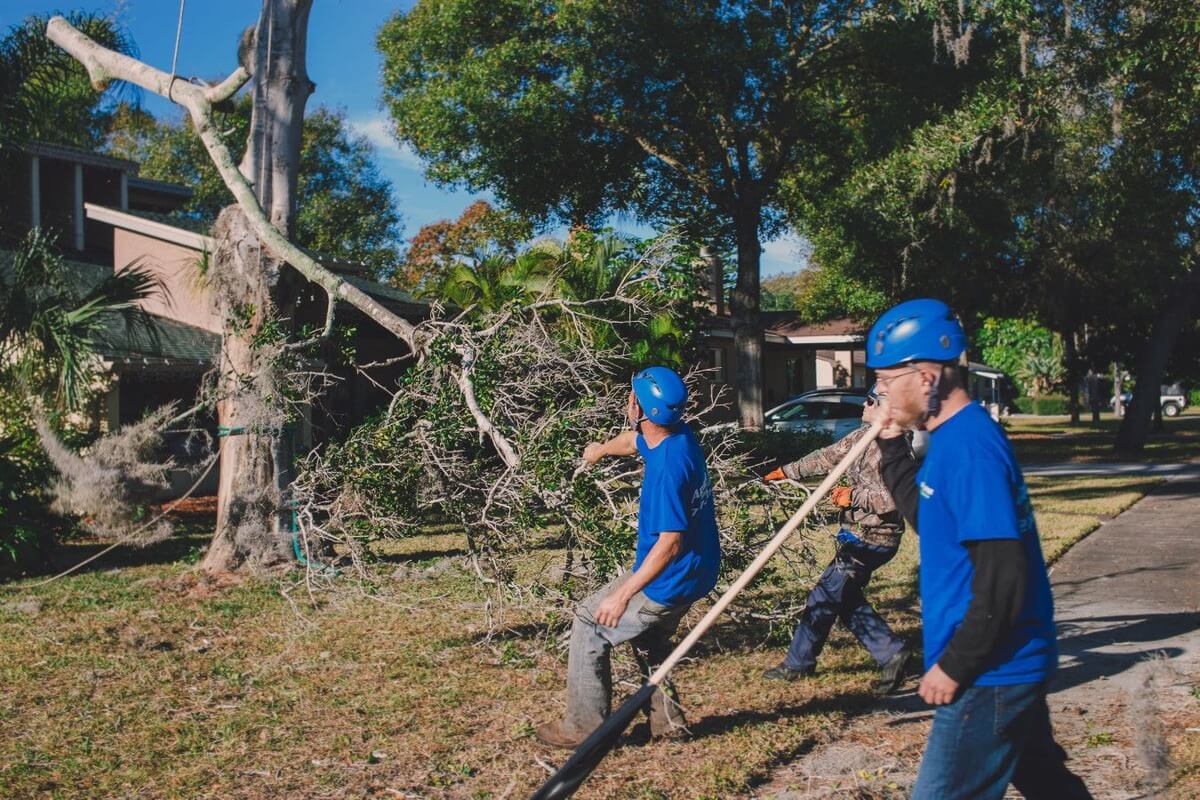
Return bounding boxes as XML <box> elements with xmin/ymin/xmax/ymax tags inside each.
<box><xmin>701</xmin><ymin>313</ymin><xmax>869</xmax><ymax>420</ymax></box>
<box><xmin>701</xmin><ymin>311</ymin><xmax>1015</xmax><ymax>421</ymax></box>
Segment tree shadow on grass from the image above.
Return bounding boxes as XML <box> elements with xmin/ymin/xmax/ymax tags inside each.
<box><xmin>9</xmin><ymin>532</ymin><xmax>212</xmax><ymax>582</ymax></box>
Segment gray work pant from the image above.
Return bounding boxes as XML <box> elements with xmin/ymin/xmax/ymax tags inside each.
<box><xmin>563</xmin><ymin>572</ymin><xmax>689</xmax><ymax>736</ymax></box>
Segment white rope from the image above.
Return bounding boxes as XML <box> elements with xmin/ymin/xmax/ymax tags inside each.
<box><xmin>2</xmin><ymin>453</ymin><xmax>219</xmax><ymax>591</ymax></box>
<box><xmin>167</xmin><ymin>0</ymin><xmax>187</xmax><ymax>102</ymax></box>
<box><xmin>169</xmin><ymin>0</ymin><xmax>186</xmax><ymax>75</ymax></box>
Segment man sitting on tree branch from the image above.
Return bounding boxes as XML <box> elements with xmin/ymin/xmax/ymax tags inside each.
<box><xmin>536</xmin><ymin>367</ymin><xmax>721</xmax><ymax>748</ymax></box>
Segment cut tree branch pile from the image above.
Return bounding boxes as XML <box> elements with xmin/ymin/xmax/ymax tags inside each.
<box><xmin>42</xmin><ymin>14</ymin><xmax>828</xmax><ymax>611</ymax></box>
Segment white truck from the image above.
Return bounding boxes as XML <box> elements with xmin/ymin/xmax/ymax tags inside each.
<box><xmin>1112</xmin><ymin>384</ymin><xmax>1189</xmax><ymax>417</ymax></box>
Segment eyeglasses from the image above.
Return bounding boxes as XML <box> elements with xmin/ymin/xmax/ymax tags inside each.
<box><xmin>873</xmin><ymin>367</ymin><xmax>922</xmax><ymax>391</ymax></box>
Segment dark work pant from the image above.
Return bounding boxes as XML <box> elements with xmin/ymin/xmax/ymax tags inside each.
<box><xmin>783</xmin><ymin>535</ymin><xmax>905</xmax><ymax>672</ymax></box>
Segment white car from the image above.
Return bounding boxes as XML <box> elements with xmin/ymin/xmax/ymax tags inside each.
<box><xmin>761</xmin><ymin>391</ymin><xmax>869</xmax><ymax>440</ymax></box>
<box><xmin>703</xmin><ymin>387</ymin><xmax>929</xmax><ymax>457</ymax></box>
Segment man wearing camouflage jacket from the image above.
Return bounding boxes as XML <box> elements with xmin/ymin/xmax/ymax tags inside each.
<box><xmin>762</xmin><ymin>389</ymin><xmax>912</xmax><ymax>695</ymax></box>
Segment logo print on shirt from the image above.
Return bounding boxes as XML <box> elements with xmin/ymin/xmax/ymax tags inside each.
<box><xmin>919</xmin><ymin>481</ymin><xmax>935</xmax><ymax>499</ymax></box>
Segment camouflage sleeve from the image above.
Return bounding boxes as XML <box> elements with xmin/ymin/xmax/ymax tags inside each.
<box><xmin>848</xmin><ymin>443</ymin><xmax>898</xmax><ymax>516</ymax></box>
<box><xmin>781</xmin><ymin>427</ymin><xmax>861</xmax><ymax>480</ymax></box>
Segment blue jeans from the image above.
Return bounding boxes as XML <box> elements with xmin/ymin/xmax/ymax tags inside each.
<box><xmin>783</xmin><ymin>534</ymin><xmax>905</xmax><ymax>672</ymax></box>
<box><xmin>913</xmin><ymin>681</ymin><xmax>1092</xmax><ymax>800</ymax></box>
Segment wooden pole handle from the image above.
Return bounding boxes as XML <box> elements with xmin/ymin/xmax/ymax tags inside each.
<box><xmin>648</xmin><ymin>422</ymin><xmax>883</xmax><ymax>685</ymax></box>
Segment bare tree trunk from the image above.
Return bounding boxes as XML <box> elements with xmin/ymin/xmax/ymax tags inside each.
<box><xmin>207</xmin><ymin>209</ymin><xmax>292</xmax><ymax>571</ymax></box>
<box><xmin>1115</xmin><ymin>265</ymin><xmax>1200</xmax><ymax>453</ymax></box>
<box><xmin>1064</xmin><ymin>326</ymin><xmax>1081</xmax><ymax>425</ymax></box>
<box><xmin>730</xmin><ymin>210</ymin><xmax>764</xmax><ymax>429</ymax></box>
<box><xmin>205</xmin><ymin>0</ymin><xmax>314</xmax><ymax>573</ymax></box>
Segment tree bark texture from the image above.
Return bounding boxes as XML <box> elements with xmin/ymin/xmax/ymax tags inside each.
<box><xmin>1114</xmin><ymin>264</ymin><xmax>1200</xmax><ymax>453</ymax></box>
<box><xmin>1063</xmin><ymin>327</ymin><xmax>1081</xmax><ymax>425</ymax></box>
<box><xmin>205</xmin><ymin>0</ymin><xmax>314</xmax><ymax>572</ymax></box>
<box><xmin>730</xmin><ymin>210</ymin><xmax>764</xmax><ymax>429</ymax></box>
<box><xmin>205</xmin><ymin>208</ymin><xmax>293</xmax><ymax>571</ymax></box>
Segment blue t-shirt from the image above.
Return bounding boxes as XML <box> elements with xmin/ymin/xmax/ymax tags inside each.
<box><xmin>634</xmin><ymin>426</ymin><xmax>721</xmax><ymax>606</ymax></box>
<box><xmin>916</xmin><ymin>402</ymin><xmax>1057</xmax><ymax>686</ymax></box>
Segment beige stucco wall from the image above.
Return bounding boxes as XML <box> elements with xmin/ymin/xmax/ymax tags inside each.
<box><xmin>114</xmin><ymin>228</ymin><xmax>221</xmax><ymax>333</ymax></box>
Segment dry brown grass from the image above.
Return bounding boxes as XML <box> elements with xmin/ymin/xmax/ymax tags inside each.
<box><xmin>0</xmin><ymin>472</ymin><xmax>1173</xmax><ymax>799</ymax></box>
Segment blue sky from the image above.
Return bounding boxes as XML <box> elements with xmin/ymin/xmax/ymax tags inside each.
<box><xmin>4</xmin><ymin>0</ymin><xmax>805</xmax><ymax>275</ymax></box>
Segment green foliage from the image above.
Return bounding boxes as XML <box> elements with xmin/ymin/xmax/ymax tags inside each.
<box><xmin>792</xmin><ymin>264</ymin><xmax>891</xmax><ymax>324</ymax></box>
<box><xmin>0</xmin><ymin>229</ymin><xmax>161</xmax><ymax>410</ymax></box>
<box><xmin>1013</xmin><ymin>395</ymin><xmax>1068</xmax><ymax>416</ymax></box>
<box><xmin>0</xmin><ymin>12</ymin><xmax>136</xmax><ymax>236</ymax></box>
<box><xmin>0</xmin><ymin>419</ymin><xmax>54</xmax><ymax>573</ymax></box>
<box><xmin>378</xmin><ymin>0</ymin><xmax>938</xmax><ymax>424</ymax></box>
<box><xmin>398</xmin><ymin>200</ymin><xmax>534</xmax><ymax>291</ymax></box>
<box><xmin>106</xmin><ymin>102</ymin><xmax>405</xmax><ymax>278</ymax></box>
<box><xmin>421</xmin><ymin>230</ymin><xmax>704</xmax><ymax>371</ymax></box>
<box><xmin>0</xmin><ymin>12</ymin><xmax>135</xmax><ymax>153</ymax></box>
<box><xmin>0</xmin><ymin>231</ymin><xmax>164</xmax><ymax>570</ymax></box>
<box><xmin>976</xmin><ymin>318</ymin><xmax>1063</xmax><ymax>398</ymax></box>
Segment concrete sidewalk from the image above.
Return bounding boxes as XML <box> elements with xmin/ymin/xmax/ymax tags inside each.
<box><xmin>758</xmin><ymin>472</ymin><xmax>1200</xmax><ymax>799</ymax></box>
<box><xmin>1023</xmin><ymin>461</ymin><xmax>1200</xmax><ymax>477</ymax></box>
<box><xmin>1050</xmin><ymin>471</ymin><xmax>1200</xmax><ymax>693</ymax></box>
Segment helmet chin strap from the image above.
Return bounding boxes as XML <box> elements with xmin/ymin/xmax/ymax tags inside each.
<box><xmin>923</xmin><ymin>371</ymin><xmax>942</xmax><ymax>422</ymax></box>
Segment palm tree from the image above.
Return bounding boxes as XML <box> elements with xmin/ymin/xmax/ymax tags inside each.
<box><xmin>0</xmin><ymin>228</ymin><xmax>162</xmax><ymax>410</ymax></box>
<box><xmin>422</xmin><ymin>248</ymin><xmax>558</xmax><ymax>312</ymax></box>
<box><xmin>0</xmin><ymin>11</ymin><xmax>134</xmax><ymax>152</ymax></box>
<box><xmin>0</xmin><ymin>12</ymin><xmax>135</xmax><ymax>238</ymax></box>
<box><xmin>549</xmin><ymin>234</ymin><xmax>690</xmax><ymax>369</ymax></box>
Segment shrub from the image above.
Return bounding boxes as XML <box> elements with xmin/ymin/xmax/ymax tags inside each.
<box><xmin>1014</xmin><ymin>395</ymin><xmax>1069</xmax><ymax>415</ymax></box>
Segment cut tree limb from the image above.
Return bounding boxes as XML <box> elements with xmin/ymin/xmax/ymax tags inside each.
<box><xmin>45</xmin><ymin>15</ymin><xmax>418</xmax><ymax>349</ymax></box>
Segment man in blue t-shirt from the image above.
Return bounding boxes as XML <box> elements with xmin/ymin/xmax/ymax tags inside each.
<box><xmin>536</xmin><ymin>366</ymin><xmax>721</xmax><ymax>749</ymax></box>
<box><xmin>867</xmin><ymin>299</ymin><xmax>1091</xmax><ymax>800</ymax></box>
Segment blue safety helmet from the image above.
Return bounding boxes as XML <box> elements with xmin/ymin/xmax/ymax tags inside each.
<box><xmin>631</xmin><ymin>366</ymin><xmax>688</xmax><ymax>426</ymax></box>
<box><xmin>866</xmin><ymin>298</ymin><xmax>967</xmax><ymax>369</ymax></box>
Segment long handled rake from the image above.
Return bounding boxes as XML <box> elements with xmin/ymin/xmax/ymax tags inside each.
<box><xmin>530</xmin><ymin>423</ymin><xmax>884</xmax><ymax>800</ymax></box>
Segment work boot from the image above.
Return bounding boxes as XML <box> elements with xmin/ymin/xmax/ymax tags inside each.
<box><xmin>762</xmin><ymin>662</ymin><xmax>815</xmax><ymax>682</ymax></box>
<box><xmin>535</xmin><ymin>720</ymin><xmax>588</xmax><ymax>749</ymax></box>
<box><xmin>647</xmin><ymin>685</ymin><xmax>688</xmax><ymax>740</ymax></box>
<box><xmin>875</xmin><ymin>649</ymin><xmax>910</xmax><ymax>696</ymax></box>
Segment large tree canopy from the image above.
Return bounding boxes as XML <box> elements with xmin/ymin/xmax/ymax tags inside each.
<box><xmin>378</xmin><ymin>0</ymin><xmax>976</xmax><ymax>427</ymax></box>
<box><xmin>785</xmin><ymin>0</ymin><xmax>1198</xmax><ymax>447</ymax></box>
<box><xmin>107</xmin><ymin>101</ymin><xmax>405</xmax><ymax>278</ymax></box>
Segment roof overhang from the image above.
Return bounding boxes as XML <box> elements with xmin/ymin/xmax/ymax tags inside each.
<box><xmin>705</xmin><ymin>328</ymin><xmax>789</xmax><ymax>344</ymax></box>
<box><xmin>704</xmin><ymin>329</ymin><xmax>864</xmax><ymax>346</ymax></box>
<box><xmin>127</xmin><ymin>175</ymin><xmax>194</xmax><ymax>198</ymax></box>
<box><xmin>25</xmin><ymin>142</ymin><xmax>138</xmax><ymax>173</ymax></box>
<box><xmin>782</xmin><ymin>333</ymin><xmax>864</xmax><ymax>345</ymax></box>
<box><xmin>85</xmin><ymin>203</ymin><xmax>214</xmax><ymax>252</ymax></box>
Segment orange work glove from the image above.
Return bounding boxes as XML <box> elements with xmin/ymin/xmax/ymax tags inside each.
<box><xmin>763</xmin><ymin>467</ymin><xmax>787</xmax><ymax>482</ymax></box>
<box><xmin>830</xmin><ymin>486</ymin><xmax>853</xmax><ymax>508</ymax></box>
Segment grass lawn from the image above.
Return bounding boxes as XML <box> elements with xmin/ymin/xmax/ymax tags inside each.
<box><xmin>0</xmin><ymin>473</ymin><xmax>1171</xmax><ymax>799</ymax></box>
<box><xmin>1007</xmin><ymin>407</ymin><xmax>1200</xmax><ymax>465</ymax></box>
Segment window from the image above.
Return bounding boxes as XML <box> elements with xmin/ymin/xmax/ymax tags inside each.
<box><xmin>829</xmin><ymin>399</ymin><xmax>866</xmax><ymax>419</ymax></box>
<box><xmin>786</xmin><ymin>357</ymin><xmax>804</xmax><ymax>397</ymax></box>
<box><xmin>771</xmin><ymin>401</ymin><xmax>826</xmax><ymax>422</ymax></box>
<box><xmin>708</xmin><ymin>348</ymin><xmax>727</xmax><ymax>383</ymax></box>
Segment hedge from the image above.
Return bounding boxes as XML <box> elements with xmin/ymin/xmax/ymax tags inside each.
<box><xmin>1013</xmin><ymin>395</ymin><xmax>1070</xmax><ymax>415</ymax></box>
